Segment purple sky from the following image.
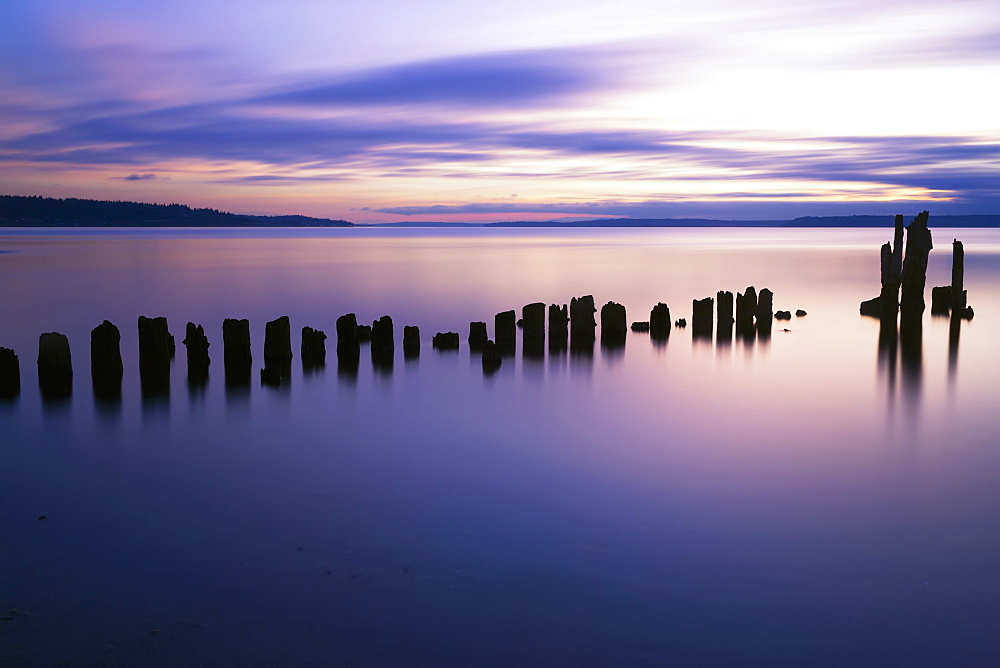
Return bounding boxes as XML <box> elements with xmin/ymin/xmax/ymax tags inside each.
<box><xmin>2</xmin><ymin>0</ymin><xmax>998</xmax><ymax>222</ymax></box>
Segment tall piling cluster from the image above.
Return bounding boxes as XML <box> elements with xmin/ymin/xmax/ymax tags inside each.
<box><xmin>861</xmin><ymin>211</ymin><xmax>973</xmax><ymax>323</ymax></box>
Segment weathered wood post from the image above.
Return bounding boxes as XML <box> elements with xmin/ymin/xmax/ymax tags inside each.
<box><xmin>649</xmin><ymin>302</ymin><xmax>671</xmax><ymax>342</ymax></box>
<box><xmin>482</xmin><ymin>340</ymin><xmax>502</xmax><ymax>373</ymax></box>
<box><xmin>495</xmin><ymin>310</ymin><xmax>516</xmax><ymax>355</ymax></box>
<box><xmin>432</xmin><ymin>332</ymin><xmax>459</xmax><ymax>350</ymax></box>
<box><xmin>183</xmin><ymin>322</ymin><xmax>211</xmax><ymax>388</ymax></box>
<box><xmin>736</xmin><ymin>286</ymin><xmax>757</xmax><ymax>338</ymax></box>
<box><xmin>600</xmin><ymin>301</ymin><xmax>627</xmax><ymax>348</ymax></box>
<box><xmin>691</xmin><ymin>297</ymin><xmax>713</xmax><ymax>340</ymax></box>
<box><xmin>548</xmin><ymin>304</ymin><xmax>568</xmax><ymax>352</ymax></box>
<box><xmin>756</xmin><ymin>288</ymin><xmax>773</xmax><ymax>336</ymax></box>
<box><xmin>522</xmin><ymin>302</ymin><xmax>546</xmax><ymax>357</ymax></box>
<box><xmin>570</xmin><ymin>295</ymin><xmax>596</xmax><ymax>354</ymax></box>
<box><xmin>403</xmin><ymin>325</ymin><xmax>420</xmax><ymax>359</ymax></box>
<box><xmin>469</xmin><ymin>321</ymin><xmax>488</xmax><ymax>351</ymax></box>
<box><xmin>138</xmin><ymin>316</ymin><xmax>172</xmax><ymax>398</ymax></box>
<box><xmin>261</xmin><ymin>315</ymin><xmax>292</xmax><ymax>386</ymax></box>
<box><xmin>223</xmin><ymin>318</ymin><xmax>252</xmax><ymax>387</ymax></box>
<box><xmin>301</xmin><ymin>326</ymin><xmax>327</xmax><ymax>369</ymax></box>
<box><xmin>716</xmin><ymin>291</ymin><xmax>734</xmax><ymax>343</ymax></box>
<box><xmin>952</xmin><ymin>239</ymin><xmax>966</xmax><ymax>312</ymax></box>
<box><xmin>900</xmin><ymin>211</ymin><xmax>932</xmax><ymax>314</ymax></box>
<box><xmin>0</xmin><ymin>347</ymin><xmax>20</xmax><ymax>400</ymax></box>
<box><xmin>38</xmin><ymin>332</ymin><xmax>72</xmax><ymax>401</ymax></box>
<box><xmin>336</xmin><ymin>313</ymin><xmax>360</xmax><ymax>374</ymax></box>
<box><xmin>91</xmin><ymin>320</ymin><xmax>123</xmax><ymax>401</ymax></box>
<box><xmin>371</xmin><ymin>315</ymin><xmax>394</xmax><ymax>370</ymax></box>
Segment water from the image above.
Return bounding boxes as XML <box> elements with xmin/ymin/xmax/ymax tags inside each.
<box><xmin>2</xmin><ymin>227</ymin><xmax>999</xmax><ymax>665</ymax></box>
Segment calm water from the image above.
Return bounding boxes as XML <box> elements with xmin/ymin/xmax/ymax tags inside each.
<box><xmin>2</xmin><ymin>227</ymin><xmax>1000</xmax><ymax>665</ymax></box>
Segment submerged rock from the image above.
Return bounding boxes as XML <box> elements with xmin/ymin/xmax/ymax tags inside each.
<box><xmin>774</xmin><ymin>310</ymin><xmax>792</xmax><ymax>320</ymax></box>
<box><xmin>795</xmin><ymin>309</ymin><xmax>807</xmax><ymax>317</ymax></box>
<box><xmin>674</xmin><ymin>318</ymin><xmax>687</xmax><ymax>328</ymax></box>
<box><xmin>630</xmin><ymin>321</ymin><xmax>650</xmax><ymax>332</ymax></box>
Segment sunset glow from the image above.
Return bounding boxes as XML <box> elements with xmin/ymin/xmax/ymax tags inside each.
<box><xmin>2</xmin><ymin>0</ymin><xmax>997</xmax><ymax>221</ymax></box>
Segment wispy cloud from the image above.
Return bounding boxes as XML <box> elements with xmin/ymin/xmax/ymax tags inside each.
<box><xmin>114</xmin><ymin>172</ymin><xmax>161</xmax><ymax>181</ymax></box>
<box><xmin>259</xmin><ymin>48</ymin><xmax>614</xmax><ymax>109</ymax></box>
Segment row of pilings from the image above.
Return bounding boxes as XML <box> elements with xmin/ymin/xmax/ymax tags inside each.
<box><xmin>0</xmin><ymin>287</ymin><xmax>793</xmax><ymax>401</ymax></box>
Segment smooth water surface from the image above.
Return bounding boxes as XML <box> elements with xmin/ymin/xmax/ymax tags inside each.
<box><xmin>2</xmin><ymin>227</ymin><xmax>1000</xmax><ymax>665</ymax></box>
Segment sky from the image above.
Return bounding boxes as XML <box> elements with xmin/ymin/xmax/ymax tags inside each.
<box><xmin>1</xmin><ymin>0</ymin><xmax>998</xmax><ymax>222</ymax></box>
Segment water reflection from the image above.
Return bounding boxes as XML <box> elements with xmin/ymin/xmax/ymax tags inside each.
<box><xmin>899</xmin><ymin>309</ymin><xmax>923</xmax><ymax>411</ymax></box>
<box><xmin>948</xmin><ymin>315</ymin><xmax>961</xmax><ymax>381</ymax></box>
<box><xmin>873</xmin><ymin>309</ymin><xmax>925</xmax><ymax>415</ymax></box>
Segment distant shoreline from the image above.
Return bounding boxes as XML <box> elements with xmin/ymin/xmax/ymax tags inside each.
<box><xmin>2</xmin><ymin>195</ymin><xmax>998</xmax><ymax>228</ymax></box>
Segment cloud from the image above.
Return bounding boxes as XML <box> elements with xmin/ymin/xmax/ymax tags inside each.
<box><xmin>115</xmin><ymin>172</ymin><xmax>161</xmax><ymax>181</ymax></box>
<box><xmin>259</xmin><ymin>47</ymin><xmax>612</xmax><ymax>109</ymax></box>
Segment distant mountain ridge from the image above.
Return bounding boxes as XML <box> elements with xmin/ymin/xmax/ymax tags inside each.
<box><xmin>0</xmin><ymin>195</ymin><xmax>352</xmax><ymax>227</ymax></box>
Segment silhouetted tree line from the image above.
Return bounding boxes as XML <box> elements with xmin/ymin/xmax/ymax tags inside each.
<box><xmin>0</xmin><ymin>195</ymin><xmax>352</xmax><ymax>227</ymax></box>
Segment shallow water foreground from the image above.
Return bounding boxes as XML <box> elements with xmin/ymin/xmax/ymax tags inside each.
<box><xmin>2</xmin><ymin>227</ymin><xmax>1000</xmax><ymax>665</ymax></box>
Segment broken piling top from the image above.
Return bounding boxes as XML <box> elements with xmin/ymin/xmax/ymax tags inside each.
<box><xmin>649</xmin><ymin>302</ymin><xmax>671</xmax><ymax>338</ymax></box>
<box><xmin>264</xmin><ymin>315</ymin><xmax>292</xmax><ymax>361</ymax></box>
<box><xmin>0</xmin><ymin>347</ymin><xmax>20</xmax><ymax>399</ymax></box>
<box><xmin>336</xmin><ymin>313</ymin><xmax>359</xmax><ymax>352</ymax></box>
<box><xmin>183</xmin><ymin>322</ymin><xmax>210</xmax><ymax>360</ymax></box>
<box><xmin>736</xmin><ymin>287</ymin><xmax>757</xmax><ymax>328</ymax></box>
<box><xmin>38</xmin><ymin>333</ymin><xmax>73</xmax><ymax>400</ymax></box>
<box><xmin>371</xmin><ymin>315</ymin><xmax>394</xmax><ymax>353</ymax></box>
<box><xmin>901</xmin><ymin>211</ymin><xmax>933</xmax><ymax>310</ymax></box>
<box><xmin>433</xmin><ymin>332</ymin><xmax>460</xmax><ymax>350</ymax></box>
<box><xmin>138</xmin><ymin>316</ymin><xmax>174</xmax><ymax>363</ymax></box>
<box><xmin>570</xmin><ymin>295</ymin><xmax>597</xmax><ymax>333</ymax></box>
<box><xmin>495</xmin><ymin>310</ymin><xmax>516</xmax><ymax>343</ymax></box>
<box><xmin>716</xmin><ymin>291</ymin><xmax>734</xmax><ymax>323</ymax></box>
<box><xmin>481</xmin><ymin>339</ymin><xmax>502</xmax><ymax>373</ymax></box>
<box><xmin>91</xmin><ymin>320</ymin><xmax>123</xmax><ymax>377</ymax></box>
<box><xmin>522</xmin><ymin>303</ymin><xmax>546</xmax><ymax>340</ymax></box>
<box><xmin>468</xmin><ymin>321</ymin><xmax>488</xmax><ymax>350</ymax></box>
<box><xmin>600</xmin><ymin>301</ymin><xmax>627</xmax><ymax>336</ymax></box>
<box><xmin>892</xmin><ymin>214</ymin><xmax>904</xmax><ymax>281</ymax></box>
<box><xmin>756</xmin><ymin>288</ymin><xmax>773</xmax><ymax>321</ymax></box>
<box><xmin>402</xmin><ymin>325</ymin><xmax>420</xmax><ymax>358</ymax></box>
<box><xmin>692</xmin><ymin>296</ymin><xmax>713</xmax><ymax>324</ymax></box>
<box><xmin>952</xmin><ymin>239</ymin><xmax>966</xmax><ymax>310</ymax></box>
<box><xmin>223</xmin><ymin>318</ymin><xmax>252</xmax><ymax>361</ymax></box>
<box><xmin>301</xmin><ymin>326</ymin><xmax>327</xmax><ymax>361</ymax></box>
